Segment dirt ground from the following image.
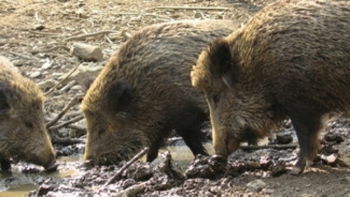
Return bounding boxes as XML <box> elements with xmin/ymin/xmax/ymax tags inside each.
<box><xmin>1</xmin><ymin>0</ymin><xmax>350</xmax><ymax>197</ymax></box>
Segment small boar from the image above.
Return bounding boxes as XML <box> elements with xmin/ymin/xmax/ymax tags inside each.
<box><xmin>81</xmin><ymin>20</ymin><xmax>239</xmax><ymax>164</ymax></box>
<box><xmin>191</xmin><ymin>0</ymin><xmax>350</xmax><ymax>174</ymax></box>
<box><xmin>0</xmin><ymin>56</ymin><xmax>56</xmax><ymax>170</ymax></box>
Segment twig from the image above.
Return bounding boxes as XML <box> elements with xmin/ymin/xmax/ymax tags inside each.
<box><xmin>52</xmin><ymin>137</ymin><xmax>84</xmax><ymax>146</ymax></box>
<box><xmin>110</xmin><ymin>13</ymin><xmax>170</xmax><ymax>20</ymax></box>
<box><xmin>67</xmin><ymin>124</ymin><xmax>86</xmax><ymax>132</ymax></box>
<box><xmin>9</xmin><ymin>51</ymin><xmax>40</xmax><ymax>62</ymax></box>
<box><xmin>154</xmin><ymin>6</ymin><xmax>230</xmax><ymax>11</ymax></box>
<box><xmin>166</xmin><ymin>137</ymin><xmax>182</xmax><ymax>145</ymax></box>
<box><xmin>114</xmin><ymin>182</ymin><xmax>147</xmax><ymax>197</ymax></box>
<box><xmin>28</xmin><ymin>30</ymin><xmax>66</xmax><ymax>37</ymax></box>
<box><xmin>121</xmin><ymin>31</ymin><xmax>132</xmax><ymax>40</ymax></box>
<box><xmin>59</xmin><ymin>80</ymin><xmax>77</xmax><ymax>93</ymax></box>
<box><xmin>48</xmin><ymin>115</ymin><xmax>84</xmax><ymax>131</ymax></box>
<box><xmin>240</xmin><ymin>144</ymin><xmax>298</xmax><ymax>151</ymax></box>
<box><xmin>31</xmin><ymin>45</ymin><xmax>70</xmax><ymax>54</ymax></box>
<box><xmin>65</xmin><ymin>30</ymin><xmax>118</xmax><ymax>42</ymax></box>
<box><xmin>104</xmin><ymin>34</ymin><xmax>114</xmax><ymax>44</ymax></box>
<box><xmin>102</xmin><ymin>147</ymin><xmax>149</xmax><ymax>187</ymax></box>
<box><xmin>45</xmin><ymin>64</ymin><xmax>80</xmax><ymax>95</ymax></box>
<box><xmin>46</xmin><ymin>94</ymin><xmax>83</xmax><ymax>128</ymax></box>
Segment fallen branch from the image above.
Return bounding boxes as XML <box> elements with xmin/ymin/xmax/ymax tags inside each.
<box><xmin>31</xmin><ymin>45</ymin><xmax>70</xmax><ymax>54</ymax></box>
<box><xmin>102</xmin><ymin>147</ymin><xmax>150</xmax><ymax>187</ymax></box>
<box><xmin>240</xmin><ymin>144</ymin><xmax>298</xmax><ymax>151</ymax></box>
<box><xmin>114</xmin><ymin>182</ymin><xmax>147</xmax><ymax>197</ymax></box>
<box><xmin>52</xmin><ymin>137</ymin><xmax>84</xmax><ymax>146</ymax></box>
<box><xmin>154</xmin><ymin>6</ymin><xmax>230</xmax><ymax>11</ymax></box>
<box><xmin>48</xmin><ymin>115</ymin><xmax>84</xmax><ymax>131</ymax></box>
<box><xmin>104</xmin><ymin>34</ymin><xmax>113</xmax><ymax>44</ymax></box>
<box><xmin>46</xmin><ymin>94</ymin><xmax>83</xmax><ymax>128</ymax></box>
<box><xmin>67</xmin><ymin>124</ymin><xmax>86</xmax><ymax>132</ymax></box>
<box><xmin>166</xmin><ymin>137</ymin><xmax>182</xmax><ymax>145</ymax></box>
<box><xmin>111</xmin><ymin>12</ymin><xmax>170</xmax><ymax>20</ymax></box>
<box><xmin>65</xmin><ymin>30</ymin><xmax>118</xmax><ymax>42</ymax></box>
<box><xmin>59</xmin><ymin>80</ymin><xmax>77</xmax><ymax>93</ymax></box>
<box><xmin>9</xmin><ymin>51</ymin><xmax>40</xmax><ymax>62</ymax></box>
<box><xmin>45</xmin><ymin>64</ymin><xmax>80</xmax><ymax>95</ymax></box>
<box><xmin>28</xmin><ymin>30</ymin><xmax>66</xmax><ymax>37</ymax></box>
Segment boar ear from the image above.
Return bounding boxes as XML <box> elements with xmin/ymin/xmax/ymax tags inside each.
<box><xmin>207</xmin><ymin>39</ymin><xmax>239</xmax><ymax>88</ymax></box>
<box><xmin>107</xmin><ymin>81</ymin><xmax>134</xmax><ymax>113</ymax></box>
<box><xmin>0</xmin><ymin>85</ymin><xmax>10</xmax><ymax>114</ymax></box>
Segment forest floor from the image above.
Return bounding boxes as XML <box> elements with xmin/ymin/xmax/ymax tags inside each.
<box><xmin>0</xmin><ymin>0</ymin><xmax>350</xmax><ymax>196</ymax></box>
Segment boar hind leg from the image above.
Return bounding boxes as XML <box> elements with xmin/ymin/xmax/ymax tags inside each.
<box><xmin>0</xmin><ymin>156</ymin><xmax>11</xmax><ymax>171</ymax></box>
<box><xmin>289</xmin><ymin>106</ymin><xmax>324</xmax><ymax>174</ymax></box>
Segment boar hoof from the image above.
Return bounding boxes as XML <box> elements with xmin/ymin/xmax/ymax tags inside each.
<box><xmin>211</xmin><ymin>154</ymin><xmax>227</xmax><ymax>163</ymax></box>
<box><xmin>0</xmin><ymin>159</ymin><xmax>11</xmax><ymax>171</ymax></box>
<box><xmin>289</xmin><ymin>158</ymin><xmax>307</xmax><ymax>175</ymax></box>
<box><xmin>289</xmin><ymin>166</ymin><xmax>304</xmax><ymax>175</ymax></box>
<box><xmin>44</xmin><ymin>162</ymin><xmax>58</xmax><ymax>172</ymax></box>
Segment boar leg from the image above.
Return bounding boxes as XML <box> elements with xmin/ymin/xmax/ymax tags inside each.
<box><xmin>175</xmin><ymin>107</ymin><xmax>208</xmax><ymax>157</ymax></box>
<box><xmin>177</xmin><ymin>127</ymin><xmax>208</xmax><ymax>157</ymax></box>
<box><xmin>147</xmin><ymin>141</ymin><xmax>161</xmax><ymax>162</ymax></box>
<box><xmin>289</xmin><ymin>107</ymin><xmax>323</xmax><ymax>174</ymax></box>
<box><xmin>147</xmin><ymin>131</ymin><xmax>168</xmax><ymax>162</ymax></box>
<box><xmin>0</xmin><ymin>156</ymin><xmax>11</xmax><ymax>171</ymax></box>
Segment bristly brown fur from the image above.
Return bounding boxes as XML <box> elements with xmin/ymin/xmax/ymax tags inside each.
<box><xmin>191</xmin><ymin>0</ymin><xmax>350</xmax><ymax>173</ymax></box>
<box><xmin>0</xmin><ymin>56</ymin><xmax>55</xmax><ymax>170</ymax></box>
<box><xmin>81</xmin><ymin>20</ymin><xmax>240</xmax><ymax>164</ymax></box>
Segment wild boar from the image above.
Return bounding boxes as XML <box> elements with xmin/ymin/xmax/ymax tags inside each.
<box><xmin>0</xmin><ymin>56</ymin><xmax>56</xmax><ymax>171</ymax></box>
<box><xmin>191</xmin><ymin>0</ymin><xmax>350</xmax><ymax>174</ymax></box>
<box><xmin>82</xmin><ymin>20</ymin><xmax>239</xmax><ymax>164</ymax></box>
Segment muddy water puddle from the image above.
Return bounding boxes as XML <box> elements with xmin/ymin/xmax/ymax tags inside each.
<box><xmin>159</xmin><ymin>143</ymin><xmax>214</xmax><ymax>170</ymax></box>
<box><xmin>0</xmin><ymin>155</ymin><xmax>83</xmax><ymax>197</ymax></box>
<box><xmin>0</xmin><ymin>143</ymin><xmax>214</xmax><ymax>196</ymax></box>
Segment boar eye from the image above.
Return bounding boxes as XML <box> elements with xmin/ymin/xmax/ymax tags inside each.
<box><xmin>212</xmin><ymin>94</ymin><xmax>220</xmax><ymax>104</ymax></box>
<box><xmin>24</xmin><ymin>121</ymin><xmax>33</xmax><ymax>129</ymax></box>
<box><xmin>97</xmin><ymin>128</ymin><xmax>105</xmax><ymax>136</ymax></box>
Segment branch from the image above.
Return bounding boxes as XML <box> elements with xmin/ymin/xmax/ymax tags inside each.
<box><xmin>65</xmin><ymin>30</ymin><xmax>118</xmax><ymax>42</ymax></box>
<box><xmin>240</xmin><ymin>144</ymin><xmax>298</xmax><ymax>151</ymax></box>
<box><xmin>46</xmin><ymin>94</ymin><xmax>83</xmax><ymax>128</ymax></box>
<box><xmin>45</xmin><ymin>64</ymin><xmax>80</xmax><ymax>95</ymax></box>
<box><xmin>102</xmin><ymin>147</ymin><xmax>149</xmax><ymax>187</ymax></box>
<box><xmin>48</xmin><ymin>115</ymin><xmax>84</xmax><ymax>131</ymax></box>
<box><xmin>154</xmin><ymin>6</ymin><xmax>230</xmax><ymax>11</ymax></box>
<box><xmin>52</xmin><ymin>137</ymin><xmax>84</xmax><ymax>146</ymax></box>
<box><xmin>31</xmin><ymin>45</ymin><xmax>70</xmax><ymax>54</ymax></box>
<box><xmin>67</xmin><ymin>124</ymin><xmax>86</xmax><ymax>132</ymax></box>
<box><xmin>114</xmin><ymin>182</ymin><xmax>147</xmax><ymax>197</ymax></box>
<box><xmin>9</xmin><ymin>51</ymin><xmax>40</xmax><ymax>62</ymax></box>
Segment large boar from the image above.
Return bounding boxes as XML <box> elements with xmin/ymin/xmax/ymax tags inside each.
<box><xmin>0</xmin><ymin>56</ymin><xmax>56</xmax><ymax>171</ymax></box>
<box><xmin>191</xmin><ymin>0</ymin><xmax>350</xmax><ymax>174</ymax></box>
<box><xmin>81</xmin><ymin>20</ymin><xmax>239</xmax><ymax>164</ymax></box>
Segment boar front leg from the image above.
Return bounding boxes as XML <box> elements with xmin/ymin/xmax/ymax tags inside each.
<box><xmin>0</xmin><ymin>155</ymin><xmax>11</xmax><ymax>171</ymax></box>
<box><xmin>177</xmin><ymin>127</ymin><xmax>208</xmax><ymax>157</ymax></box>
<box><xmin>175</xmin><ymin>106</ymin><xmax>208</xmax><ymax>157</ymax></box>
<box><xmin>147</xmin><ymin>139</ymin><xmax>162</xmax><ymax>162</ymax></box>
<box><xmin>289</xmin><ymin>104</ymin><xmax>324</xmax><ymax>175</ymax></box>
